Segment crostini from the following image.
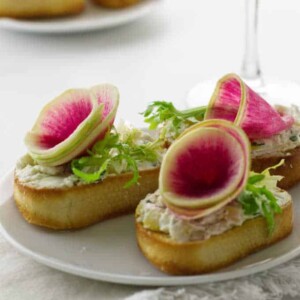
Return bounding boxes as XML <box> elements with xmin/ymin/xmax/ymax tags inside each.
<box><xmin>14</xmin><ymin>84</ymin><xmax>164</xmax><ymax>230</ymax></box>
<box><xmin>143</xmin><ymin>74</ymin><xmax>300</xmax><ymax>189</ymax></box>
<box><xmin>136</xmin><ymin>119</ymin><xmax>293</xmax><ymax>275</ymax></box>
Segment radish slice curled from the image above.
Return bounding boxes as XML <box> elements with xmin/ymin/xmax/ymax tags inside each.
<box><xmin>205</xmin><ymin>74</ymin><xmax>294</xmax><ymax>140</ymax></box>
<box><xmin>159</xmin><ymin>119</ymin><xmax>250</xmax><ymax>217</ymax></box>
<box><xmin>25</xmin><ymin>84</ymin><xmax>119</xmax><ymax>166</ymax></box>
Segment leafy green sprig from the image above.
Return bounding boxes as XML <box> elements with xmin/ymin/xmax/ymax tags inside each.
<box><xmin>238</xmin><ymin>163</ymin><xmax>284</xmax><ymax>234</ymax></box>
<box><xmin>142</xmin><ymin>101</ymin><xmax>207</xmax><ymax>140</ymax></box>
<box><xmin>71</xmin><ymin>129</ymin><xmax>162</xmax><ymax>188</ymax></box>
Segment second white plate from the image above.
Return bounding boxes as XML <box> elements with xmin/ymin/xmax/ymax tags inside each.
<box><xmin>1</xmin><ymin>170</ymin><xmax>300</xmax><ymax>286</ymax></box>
<box><xmin>0</xmin><ymin>0</ymin><xmax>162</xmax><ymax>34</ymax></box>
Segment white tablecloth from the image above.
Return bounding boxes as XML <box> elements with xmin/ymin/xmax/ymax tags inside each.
<box><xmin>1</xmin><ymin>0</ymin><xmax>300</xmax><ymax>299</ymax></box>
<box><xmin>2</xmin><ymin>229</ymin><xmax>300</xmax><ymax>300</ymax></box>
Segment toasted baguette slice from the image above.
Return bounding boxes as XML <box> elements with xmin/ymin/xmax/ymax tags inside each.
<box><xmin>93</xmin><ymin>0</ymin><xmax>140</xmax><ymax>9</ymax></box>
<box><xmin>14</xmin><ymin>167</ymin><xmax>159</xmax><ymax>230</ymax></box>
<box><xmin>13</xmin><ymin>145</ymin><xmax>299</xmax><ymax>231</ymax></box>
<box><xmin>136</xmin><ymin>193</ymin><xmax>293</xmax><ymax>275</ymax></box>
<box><xmin>0</xmin><ymin>0</ymin><xmax>85</xmax><ymax>18</ymax></box>
<box><xmin>252</xmin><ymin>146</ymin><xmax>300</xmax><ymax>190</ymax></box>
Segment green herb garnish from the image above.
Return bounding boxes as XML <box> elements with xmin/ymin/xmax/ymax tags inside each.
<box><xmin>289</xmin><ymin>135</ymin><xmax>298</xmax><ymax>142</ymax></box>
<box><xmin>238</xmin><ymin>160</ymin><xmax>284</xmax><ymax>234</ymax></box>
<box><xmin>142</xmin><ymin>101</ymin><xmax>206</xmax><ymax>140</ymax></box>
<box><xmin>71</xmin><ymin>128</ymin><xmax>163</xmax><ymax>187</ymax></box>
<box><xmin>252</xmin><ymin>141</ymin><xmax>265</xmax><ymax>146</ymax></box>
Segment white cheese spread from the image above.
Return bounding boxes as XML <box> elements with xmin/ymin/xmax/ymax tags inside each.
<box><xmin>15</xmin><ymin>155</ymin><xmax>81</xmax><ymax>189</ymax></box>
<box><xmin>16</xmin><ymin>153</ymin><xmax>160</xmax><ymax>190</ymax></box>
<box><xmin>15</xmin><ymin>123</ymin><xmax>163</xmax><ymax>189</ymax></box>
<box><xmin>251</xmin><ymin>105</ymin><xmax>300</xmax><ymax>158</ymax></box>
<box><xmin>137</xmin><ymin>189</ymin><xmax>289</xmax><ymax>243</ymax></box>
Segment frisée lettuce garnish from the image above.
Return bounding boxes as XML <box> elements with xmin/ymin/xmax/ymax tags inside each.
<box><xmin>238</xmin><ymin>160</ymin><xmax>284</xmax><ymax>233</ymax></box>
<box><xmin>143</xmin><ymin>101</ymin><xmax>206</xmax><ymax>142</ymax></box>
<box><xmin>71</xmin><ymin>125</ymin><xmax>164</xmax><ymax>187</ymax></box>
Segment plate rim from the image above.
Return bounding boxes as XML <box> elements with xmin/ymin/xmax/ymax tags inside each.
<box><xmin>1</xmin><ymin>170</ymin><xmax>300</xmax><ymax>286</ymax></box>
<box><xmin>0</xmin><ymin>0</ymin><xmax>163</xmax><ymax>34</ymax></box>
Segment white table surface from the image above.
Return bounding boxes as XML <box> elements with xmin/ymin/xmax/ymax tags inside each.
<box><xmin>1</xmin><ymin>0</ymin><xmax>300</xmax><ymax>299</ymax></box>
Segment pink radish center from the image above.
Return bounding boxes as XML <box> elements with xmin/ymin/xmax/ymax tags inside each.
<box><xmin>39</xmin><ymin>98</ymin><xmax>93</xmax><ymax>149</ymax></box>
<box><xmin>168</xmin><ymin>133</ymin><xmax>243</xmax><ymax>199</ymax></box>
<box><xmin>206</xmin><ymin>75</ymin><xmax>294</xmax><ymax>139</ymax></box>
<box><xmin>211</xmin><ymin>78</ymin><xmax>241</xmax><ymax>122</ymax></box>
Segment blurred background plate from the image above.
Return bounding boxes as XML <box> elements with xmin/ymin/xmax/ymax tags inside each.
<box><xmin>0</xmin><ymin>0</ymin><xmax>163</xmax><ymax>34</ymax></box>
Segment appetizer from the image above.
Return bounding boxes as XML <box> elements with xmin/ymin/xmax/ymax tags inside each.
<box><xmin>14</xmin><ymin>84</ymin><xmax>164</xmax><ymax>230</ymax></box>
<box><xmin>0</xmin><ymin>0</ymin><xmax>85</xmax><ymax>18</ymax></box>
<box><xmin>136</xmin><ymin>120</ymin><xmax>293</xmax><ymax>275</ymax></box>
<box><xmin>14</xmin><ymin>74</ymin><xmax>299</xmax><ymax>231</ymax></box>
<box><xmin>143</xmin><ymin>74</ymin><xmax>300</xmax><ymax>189</ymax></box>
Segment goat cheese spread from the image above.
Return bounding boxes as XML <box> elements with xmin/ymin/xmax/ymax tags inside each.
<box><xmin>251</xmin><ymin>105</ymin><xmax>300</xmax><ymax>158</ymax></box>
<box><xmin>16</xmin><ymin>123</ymin><xmax>163</xmax><ymax>189</ymax></box>
<box><xmin>16</xmin><ymin>154</ymin><xmax>160</xmax><ymax>189</ymax></box>
<box><xmin>137</xmin><ymin>190</ymin><xmax>289</xmax><ymax>243</ymax></box>
<box><xmin>15</xmin><ymin>155</ymin><xmax>81</xmax><ymax>189</ymax></box>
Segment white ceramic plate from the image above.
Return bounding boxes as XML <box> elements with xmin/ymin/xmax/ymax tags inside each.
<box><xmin>0</xmin><ymin>0</ymin><xmax>162</xmax><ymax>34</ymax></box>
<box><xmin>1</xmin><ymin>170</ymin><xmax>300</xmax><ymax>286</ymax></box>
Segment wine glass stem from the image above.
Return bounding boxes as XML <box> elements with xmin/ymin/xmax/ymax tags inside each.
<box><xmin>241</xmin><ymin>0</ymin><xmax>262</xmax><ymax>82</ymax></box>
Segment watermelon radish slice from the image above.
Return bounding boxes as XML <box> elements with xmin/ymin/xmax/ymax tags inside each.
<box><xmin>205</xmin><ymin>74</ymin><xmax>294</xmax><ymax>140</ymax></box>
<box><xmin>25</xmin><ymin>84</ymin><xmax>119</xmax><ymax>167</ymax></box>
<box><xmin>162</xmin><ymin>120</ymin><xmax>250</xmax><ymax>219</ymax></box>
<box><xmin>159</xmin><ymin>120</ymin><xmax>250</xmax><ymax>211</ymax></box>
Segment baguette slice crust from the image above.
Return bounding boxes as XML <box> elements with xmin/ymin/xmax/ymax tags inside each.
<box><xmin>0</xmin><ymin>0</ymin><xmax>85</xmax><ymax>18</ymax></box>
<box><xmin>93</xmin><ymin>0</ymin><xmax>140</xmax><ymax>9</ymax></box>
<box><xmin>13</xmin><ymin>143</ymin><xmax>300</xmax><ymax>230</ymax></box>
<box><xmin>252</xmin><ymin>146</ymin><xmax>300</xmax><ymax>190</ymax></box>
<box><xmin>136</xmin><ymin>196</ymin><xmax>293</xmax><ymax>275</ymax></box>
<box><xmin>14</xmin><ymin>167</ymin><xmax>159</xmax><ymax>230</ymax></box>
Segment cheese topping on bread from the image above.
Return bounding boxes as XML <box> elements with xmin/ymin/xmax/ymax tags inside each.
<box><xmin>16</xmin><ymin>123</ymin><xmax>164</xmax><ymax>189</ymax></box>
<box><xmin>251</xmin><ymin>106</ymin><xmax>300</xmax><ymax>158</ymax></box>
<box><xmin>137</xmin><ymin>189</ymin><xmax>290</xmax><ymax>243</ymax></box>
<box><xmin>15</xmin><ymin>154</ymin><xmax>81</xmax><ymax>189</ymax></box>
<box><xmin>159</xmin><ymin>104</ymin><xmax>300</xmax><ymax>159</ymax></box>
<box><xmin>252</xmin><ymin>124</ymin><xmax>300</xmax><ymax>158</ymax></box>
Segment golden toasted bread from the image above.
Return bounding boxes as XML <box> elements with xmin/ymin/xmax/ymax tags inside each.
<box><xmin>14</xmin><ymin>167</ymin><xmax>159</xmax><ymax>230</ymax></box>
<box><xmin>13</xmin><ymin>145</ymin><xmax>299</xmax><ymax>230</ymax></box>
<box><xmin>93</xmin><ymin>0</ymin><xmax>140</xmax><ymax>9</ymax></box>
<box><xmin>0</xmin><ymin>0</ymin><xmax>85</xmax><ymax>18</ymax></box>
<box><xmin>136</xmin><ymin>193</ymin><xmax>293</xmax><ymax>275</ymax></box>
<box><xmin>252</xmin><ymin>146</ymin><xmax>300</xmax><ymax>190</ymax></box>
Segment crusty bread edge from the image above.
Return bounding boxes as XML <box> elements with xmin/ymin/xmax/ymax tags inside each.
<box><xmin>14</xmin><ymin>167</ymin><xmax>159</xmax><ymax>230</ymax></box>
<box><xmin>0</xmin><ymin>0</ymin><xmax>85</xmax><ymax>18</ymax></box>
<box><xmin>13</xmin><ymin>144</ymin><xmax>300</xmax><ymax>230</ymax></box>
<box><xmin>252</xmin><ymin>146</ymin><xmax>300</xmax><ymax>190</ymax></box>
<box><xmin>136</xmin><ymin>196</ymin><xmax>293</xmax><ymax>275</ymax></box>
<box><xmin>92</xmin><ymin>0</ymin><xmax>140</xmax><ymax>9</ymax></box>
